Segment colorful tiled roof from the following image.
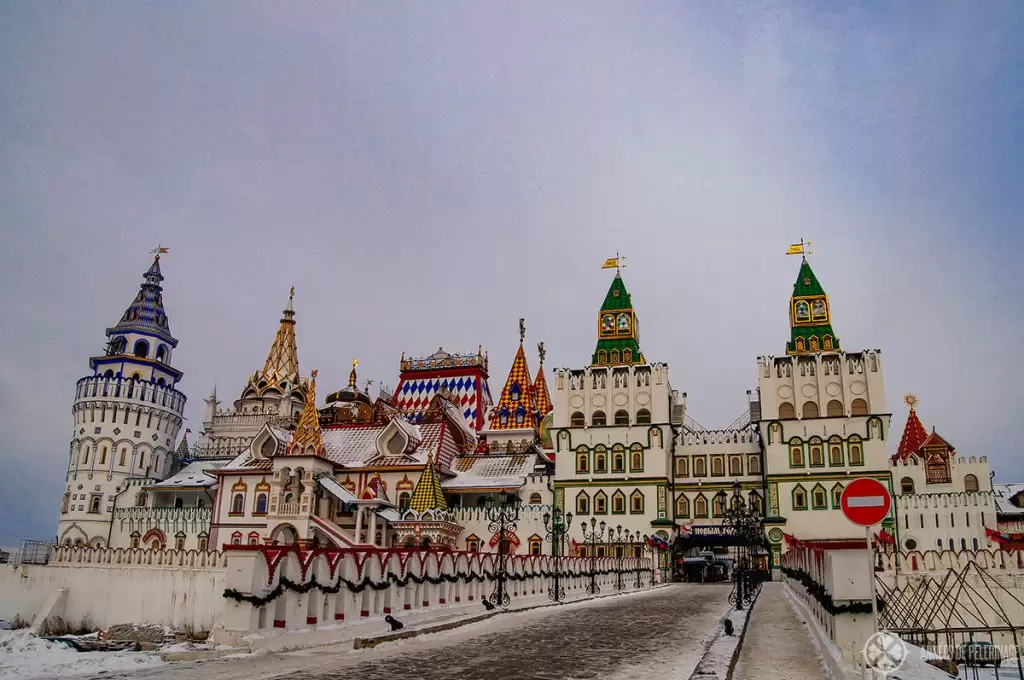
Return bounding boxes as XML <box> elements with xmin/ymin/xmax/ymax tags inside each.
<box><xmin>593</xmin><ymin>273</ymin><xmax>644</xmax><ymax>366</ymax></box>
<box><xmin>786</xmin><ymin>258</ymin><xmax>840</xmax><ymax>355</ymax></box>
<box><xmin>244</xmin><ymin>288</ymin><xmax>302</xmax><ymax>398</ymax></box>
<box><xmin>145</xmin><ymin>460</ymin><xmax>227</xmax><ymax>489</ymax></box>
<box><xmin>107</xmin><ymin>255</ymin><xmax>177</xmax><ymax>346</ymax></box>
<box><xmin>442</xmin><ymin>454</ymin><xmax>536</xmax><ymax>490</ymax></box>
<box><xmin>408</xmin><ymin>453</ymin><xmax>448</xmax><ymax>512</ymax></box>
<box><xmin>489</xmin><ymin>341</ymin><xmax>536</xmax><ymax>431</ymax></box>
<box><xmin>895</xmin><ymin>395</ymin><xmax>928</xmax><ymax>460</ymax></box>
<box><xmin>534</xmin><ymin>367</ymin><xmax>552</xmax><ymax>419</ymax></box>
<box><xmin>286</xmin><ymin>370</ymin><xmax>324</xmax><ymax>457</ymax></box>
<box><xmin>392</xmin><ymin>348</ymin><xmax>492</xmax><ymax>431</ymax></box>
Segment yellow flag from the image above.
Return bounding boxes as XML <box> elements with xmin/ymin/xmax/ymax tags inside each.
<box><xmin>602</xmin><ymin>257</ymin><xmax>619</xmax><ymax>269</ymax></box>
<box><xmin>785</xmin><ymin>243</ymin><xmax>804</xmax><ymax>255</ymax></box>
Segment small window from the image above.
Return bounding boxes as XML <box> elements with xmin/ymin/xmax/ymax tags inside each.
<box><xmin>528</xmin><ymin>537</ymin><xmax>542</xmax><ymax>555</ymax></box>
<box><xmin>790</xmin><ymin>446</ymin><xmax>804</xmax><ymax>467</ymax></box>
<box><xmin>576</xmin><ymin>492</ymin><xmax>590</xmax><ymax>515</ymax></box>
<box><xmin>693</xmin><ymin>457</ymin><xmax>707</xmax><ymax>476</ymax></box>
<box><xmin>614</xmin><ymin>410</ymin><xmax>629</xmax><ymax>425</ymax></box>
<box><xmin>829</xmin><ymin>445</ymin><xmax>843</xmax><ymax>466</ymax></box>
<box><xmin>198</xmin><ymin>537</ymin><xmax>209</xmax><ymax>551</ymax></box>
<box><xmin>831</xmin><ymin>485</ymin><xmax>844</xmax><ymax>508</ymax></box>
<box><xmin>748</xmin><ymin>456</ymin><xmax>761</xmax><ymax>475</ymax></box>
<box><xmin>119</xmin><ymin>448</ymin><xmax>127</xmax><ymax>466</ymax></box>
<box><xmin>636</xmin><ymin>408</ymin><xmax>651</xmax><ymax>424</ymax></box>
<box><xmin>89</xmin><ymin>495</ymin><xmax>102</xmax><ymax>513</ymax></box>
<box><xmin>529</xmin><ymin>492</ymin><xmax>543</xmax><ymax>504</ymax></box>
<box><xmin>592</xmin><ymin>411</ymin><xmax>606</xmax><ymax>426</ymax></box>
<box><xmin>778</xmin><ymin>402</ymin><xmax>795</xmax><ymax>419</ymax></box>
<box><xmin>498</xmin><ymin>409</ymin><xmax>509</xmax><ymax>426</ymax></box>
<box><xmin>135</xmin><ymin>491</ymin><xmax>148</xmax><ymax>507</ymax></box>
<box><xmin>676</xmin><ymin>495</ymin><xmax>690</xmax><ymax>517</ymax></box>
<box><xmin>675</xmin><ymin>458</ymin><xmax>689</xmax><ymax>477</ymax></box>
<box><xmin>630</xmin><ymin>490</ymin><xmax>644</xmax><ymax>514</ymax></box>
<box><xmin>812</xmin><ymin>487</ymin><xmax>827</xmax><ymax>509</ymax></box>
<box><xmin>595</xmin><ymin>450</ymin><xmax>608</xmax><ymax>473</ymax></box>
<box><xmin>729</xmin><ymin>456</ymin><xmax>742</xmax><ymax>476</ymax></box>
<box><xmin>612</xmin><ymin>448</ymin><xmax>625</xmax><ymax>472</ymax></box>
<box><xmin>133</xmin><ymin>340</ymin><xmax>149</xmax><ymax>358</ymax></box>
<box><xmin>803</xmin><ymin>401</ymin><xmax>819</xmax><ymax>418</ymax></box>
<box><xmin>570</xmin><ymin>411</ymin><xmax>585</xmax><ymax>427</ymax></box>
<box><xmin>231</xmin><ymin>533</ymin><xmax>242</xmax><ymax>546</ymax></box>
<box><xmin>630</xmin><ymin>447</ymin><xmax>643</xmax><ymax>472</ymax></box>
<box><xmin>515</xmin><ymin>407</ymin><xmax>526</xmax><ymax>425</ymax></box>
<box><xmin>576</xmin><ymin>448</ymin><xmax>589</xmax><ymax>473</ymax></box>
<box><xmin>849</xmin><ymin>444</ymin><xmax>864</xmax><ymax>465</ymax></box>
<box><xmin>851</xmin><ymin>398</ymin><xmax>868</xmax><ymax>416</ymax></box>
<box><xmin>130</xmin><ymin>535</ymin><xmax>140</xmax><ymax>549</ymax></box>
<box><xmin>174</xmin><ymin>536</ymin><xmax>185</xmax><ymax>551</ymax></box>
<box><xmin>793</xmin><ymin>487</ymin><xmax>807</xmax><ymax>510</ymax></box>
<box><xmin>510</xmin><ymin>383</ymin><xmax>521</xmax><ymax>402</ymax></box>
<box><xmin>809</xmin><ymin>445</ymin><xmax>823</xmax><ymax>466</ymax></box>
<box><xmin>748</xmin><ymin>491</ymin><xmax>762</xmax><ymax>513</ymax></box>
<box><xmin>826</xmin><ymin>399</ymin><xmax>844</xmax><ymax>417</ymax></box>
<box><xmin>712</xmin><ymin>494</ymin><xmax>725</xmax><ymax>517</ymax></box>
<box><xmin>612</xmin><ymin>492</ymin><xmax>625</xmax><ymax>514</ymax></box>
<box><xmin>900</xmin><ymin>477</ymin><xmax>915</xmax><ymax>494</ymax></box>
<box><xmin>254</xmin><ymin>493</ymin><xmax>268</xmax><ymax>515</ymax></box>
<box><xmin>231</xmin><ymin>493</ymin><xmax>245</xmax><ymax>515</ymax></box>
<box><xmin>694</xmin><ymin>496</ymin><xmax>708</xmax><ymax>517</ymax></box>
<box><xmin>156</xmin><ymin>345</ymin><xmax>167</xmax><ymax>362</ymax></box>
<box><xmin>594</xmin><ymin>492</ymin><xmax>608</xmax><ymax>514</ymax></box>
<box><xmin>711</xmin><ymin>457</ymin><xmax>725</xmax><ymax>476</ymax></box>
<box><xmin>964</xmin><ymin>474</ymin><xmax>979</xmax><ymax>492</ymax></box>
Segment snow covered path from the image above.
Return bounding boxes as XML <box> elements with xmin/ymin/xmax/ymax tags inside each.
<box><xmin>733</xmin><ymin>582</ymin><xmax>829</xmax><ymax>679</ymax></box>
<box><xmin>98</xmin><ymin>584</ymin><xmax>732</xmax><ymax>680</ymax></box>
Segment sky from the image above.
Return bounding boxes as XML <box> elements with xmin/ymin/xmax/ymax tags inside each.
<box><xmin>0</xmin><ymin>2</ymin><xmax>1022</xmax><ymax>548</ymax></box>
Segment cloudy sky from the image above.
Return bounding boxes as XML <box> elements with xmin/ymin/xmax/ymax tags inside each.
<box><xmin>1</xmin><ymin>3</ymin><xmax>1022</xmax><ymax>547</ymax></box>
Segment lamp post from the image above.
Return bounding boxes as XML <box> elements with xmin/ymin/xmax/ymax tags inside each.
<box><xmin>485</xmin><ymin>491</ymin><xmax>521</xmax><ymax>608</ymax></box>
<box><xmin>580</xmin><ymin>517</ymin><xmax>606</xmax><ymax>595</ymax></box>
<box><xmin>641</xmin><ymin>533</ymin><xmax>657</xmax><ymax>585</ymax></box>
<box><xmin>543</xmin><ymin>506</ymin><xmax>573</xmax><ymax>603</ymax></box>
<box><xmin>633</xmin><ymin>533</ymin><xmax>644</xmax><ymax>589</ymax></box>
<box><xmin>608</xmin><ymin>525</ymin><xmax>631</xmax><ymax>591</ymax></box>
<box><xmin>716</xmin><ymin>480</ymin><xmax>764</xmax><ymax>612</ymax></box>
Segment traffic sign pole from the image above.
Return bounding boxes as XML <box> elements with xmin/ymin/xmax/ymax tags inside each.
<box><xmin>866</xmin><ymin>525</ymin><xmax>878</xmax><ymax>636</ymax></box>
<box><xmin>840</xmin><ymin>478</ymin><xmax>892</xmax><ymax>643</ymax></box>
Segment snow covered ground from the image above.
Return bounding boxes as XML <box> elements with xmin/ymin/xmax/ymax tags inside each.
<box><xmin>0</xmin><ymin>630</ymin><xmax>164</xmax><ymax>680</ymax></box>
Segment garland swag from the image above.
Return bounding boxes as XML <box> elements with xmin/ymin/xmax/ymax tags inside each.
<box><xmin>781</xmin><ymin>566</ymin><xmax>882</xmax><ymax>616</ymax></box>
<box><xmin>224</xmin><ymin>568</ymin><xmax>648</xmax><ymax>607</ymax></box>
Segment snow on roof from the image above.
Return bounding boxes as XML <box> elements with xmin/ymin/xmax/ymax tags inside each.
<box><xmin>146</xmin><ymin>460</ymin><xmax>228</xmax><ymax>489</ymax></box>
<box><xmin>322</xmin><ymin>421</ymin><xmax>460</xmax><ymax>470</ymax></box>
<box><xmin>994</xmin><ymin>484</ymin><xmax>1024</xmax><ymax>516</ymax></box>
<box><xmin>442</xmin><ymin>454</ymin><xmax>536</xmax><ymax>489</ymax></box>
<box><xmin>317</xmin><ymin>474</ymin><xmax>359</xmax><ymax>504</ymax></box>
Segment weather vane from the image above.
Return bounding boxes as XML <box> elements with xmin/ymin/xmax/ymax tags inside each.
<box><xmin>151</xmin><ymin>245</ymin><xmax>169</xmax><ymax>257</ymax></box>
<box><xmin>904</xmin><ymin>393</ymin><xmax>918</xmax><ymax>410</ymax></box>
<box><xmin>785</xmin><ymin>239</ymin><xmax>814</xmax><ymax>256</ymax></box>
<box><xmin>519</xmin><ymin>317</ymin><xmax>526</xmax><ymax>343</ymax></box>
<box><xmin>537</xmin><ymin>341</ymin><xmax>546</xmax><ymax>365</ymax></box>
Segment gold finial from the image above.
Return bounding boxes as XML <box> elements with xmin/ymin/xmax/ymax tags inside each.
<box><xmin>349</xmin><ymin>358</ymin><xmax>358</xmax><ymax>388</ymax></box>
<box><xmin>311</xmin><ymin>369</ymin><xmax>318</xmax><ymax>379</ymax></box>
<box><xmin>537</xmin><ymin>341</ymin><xmax>546</xmax><ymax>365</ymax></box>
<box><xmin>519</xmin><ymin>317</ymin><xmax>526</xmax><ymax>343</ymax></box>
<box><xmin>904</xmin><ymin>393</ymin><xmax>918</xmax><ymax>410</ymax></box>
<box><xmin>150</xmin><ymin>245</ymin><xmax>169</xmax><ymax>258</ymax></box>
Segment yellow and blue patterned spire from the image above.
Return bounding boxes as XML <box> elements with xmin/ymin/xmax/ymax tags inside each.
<box><xmin>408</xmin><ymin>453</ymin><xmax>448</xmax><ymax>513</ymax></box>
<box><xmin>286</xmin><ymin>369</ymin><xmax>324</xmax><ymax>457</ymax></box>
<box><xmin>489</xmin><ymin>318</ymin><xmax>537</xmax><ymax>431</ymax></box>
<box><xmin>107</xmin><ymin>253</ymin><xmax>177</xmax><ymax>346</ymax></box>
<box><xmin>245</xmin><ymin>288</ymin><xmax>301</xmax><ymax>397</ymax></box>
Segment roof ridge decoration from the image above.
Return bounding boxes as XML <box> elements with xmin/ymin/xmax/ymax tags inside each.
<box><xmin>895</xmin><ymin>393</ymin><xmax>929</xmax><ymax>460</ymax></box>
<box><xmin>592</xmin><ymin>271</ymin><xmax>644</xmax><ymax>366</ymax></box>
<box><xmin>785</xmin><ymin>255</ymin><xmax>840</xmax><ymax>355</ymax></box>
<box><xmin>408</xmin><ymin>452</ymin><xmax>448</xmax><ymax>513</ymax></box>
<box><xmin>246</xmin><ymin>288</ymin><xmax>301</xmax><ymax>397</ymax></box>
<box><xmin>534</xmin><ymin>341</ymin><xmax>553</xmax><ymax>418</ymax></box>
<box><xmin>489</xmin><ymin>319</ymin><xmax>538</xmax><ymax>431</ymax></box>
<box><xmin>286</xmin><ymin>369</ymin><xmax>324</xmax><ymax>457</ymax></box>
<box><xmin>107</xmin><ymin>252</ymin><xmax>177</xmax><ymax>346</ymax></box>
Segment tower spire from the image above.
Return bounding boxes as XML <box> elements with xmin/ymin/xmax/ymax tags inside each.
<box><xmin>286</xmin><ymin>369</ymin><xmax>324</xmax><ymax>456</ymax></box>
<box><xmin>593</xmin><ymin>270</ymin><xmax>643</xmax><ymax>366</ymax></box>
<box><xmin>246</xmin><ymin>288</ymin><xmax>300</xmax><ymax>396</ymax></box>
<box><xmin>785</xmin><ymin>256</ymin><xmax>839</xmax><ymax>355</ymax></box>
<box><xmin>895</xmin><ymin>393</ymin><xmax>928</xmax><ymax>460</ymax></box>
<box><xmin>107</xmin><ymin>252</ymin><xmax>177</xmax><ymax>347</ymax></box>
<box><xmin>488</xmin><ymin>320</ymin><xmax>537</xmax><ymax>431</ymax></box>
<box><xmin>408</xmin><ymin>452</ymin><xmax>448</xmax><ymax>512</ymax></box>
<box><xmin>534</xmin><ymin>341</ymin><xmax>553</xmax><ymax>417</ymax></box>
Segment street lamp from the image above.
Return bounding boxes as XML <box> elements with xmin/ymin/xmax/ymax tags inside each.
<box><xmin>543</xmin><ymin>507</ymin><xmax>573</xmax><ymax>602</ymax></box>
<box><xmin>716</xmin><ymin>480</ymin><xmax>764</xmax><ymax>611</ymax></box>
<box><xmin>580</xmin><ymin>517</ymin><xmax>606</xmax><ymax>595</ymax></box>
<box><xmin>485</xmin><ymin>491</ymin><xmax>521</xmax><ymax>608</ymax></box>
<box><xmin>608</xmin><ymin>525</ymin><xmax>632</xmax><ymax>590</ymax></box>
<box><xmin>641</xmin><ymin>533</ymin><xmax>658</xmax><ymax>585</ymax></box>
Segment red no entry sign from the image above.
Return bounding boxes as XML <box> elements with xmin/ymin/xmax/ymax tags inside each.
<box><xmin>841</xmin><ymin>478</ymin><xmax>892</xmax><ymax>527</ymax></box>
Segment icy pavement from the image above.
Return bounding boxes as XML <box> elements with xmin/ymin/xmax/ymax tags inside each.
<box><xmin>0</xmin><ymin>630</ymin><xmax>163</xmax><ymax>680</ymax></box>
<box><xmin>96</xmin><ymin>584</ymin><xmax>732</xmax><ymax>680</ymax></box>
<box><xmin>733</xmin><ymin>582</ymin><xmax>829</xmax><ymax>680</ymax></box>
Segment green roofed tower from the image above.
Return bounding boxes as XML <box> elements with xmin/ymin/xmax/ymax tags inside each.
<box><xmin>786</xmin><ymin>257</ymin><xmax>840</xmax><ymax>355</ymax></box>
<box><xmin>592</xmin><ymin>272</ymin><xmax>645</xmax><ymax>366</ymax></box>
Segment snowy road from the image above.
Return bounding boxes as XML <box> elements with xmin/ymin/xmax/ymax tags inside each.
<box><xmin>103</xmin><ymin>584</ymin><xmax>732</xmax><ymax>680</ymax></box>
<box><xmin>733</xmin><ymin>582</ymin><xmax>828</xmax><ymax>680</ymax></box>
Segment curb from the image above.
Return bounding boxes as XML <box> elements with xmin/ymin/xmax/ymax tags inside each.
<box><xmin>159</xmin><ymin>648</ymin><xmax>249</xmax><ymax>662</ymax></box>
<box><xmin>725</xmin><ymin>593</ymin><xmax>758</xmax><ymax>680</ymax></box>
<box><xmin>353</xmin><ymin>583</ymin><xmax>670</xmax><ymax>650</ymax></box>
<box><xmin>687</xmin><ymin>588</ymin><xmax>760</xmax><ymax>680</ymax></box>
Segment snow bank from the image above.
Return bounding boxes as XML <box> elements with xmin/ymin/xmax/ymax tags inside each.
<box><xmin>0</xmin><ymin>630</ymin><xmax>163</xmax><ymax>680</ymax></box>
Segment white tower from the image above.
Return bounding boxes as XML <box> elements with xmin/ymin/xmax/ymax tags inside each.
<box><xmin>57</xmin><ymin>254</ymin><xmax>186</xmax><ymax>547</ymax></box>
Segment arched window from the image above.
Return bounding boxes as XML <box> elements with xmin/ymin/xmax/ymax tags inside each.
<box><xmin>81</xmin><ymin>447</ymin><xmax>90</xmax><ymax>465</ymax></box>
<box><xmin>636</xmin><ymin>408</ymin><xmax>651</xmax><ymax>425</ymax></box>
<box><xmin>630</xmin><ymin>490</ymin><xmax>644</xmax><ymax>514</ymax></box>
<box><xmin>174</xmin><ymin>497</ymin><xmax>184</xmax><ymax>508</ymax></box>
<box><xmin>156</xmin><ymin>345</ymin><xmax>167</xmax><ymax>363</ymax></box>
<box><xmin>254</xmin><ymin>493</ymin><xmax>268</xmax><ymax>515</ymax></box>
<box><xmin>711</xmin><ymin>457</ymin><xmax>725</xmax><ymax>476</ymax></box>
<box><xmin>130</xmin><ymin>533</ymin><xmax>140</xmax><ymax>549</ymax></box>
<box><xmin>729</xmin><ymin>456</ymin><xmax>742</xmax><ymax>476</ymax></box>
<box><xmin>676</xmin><ymin>495</ymin><xmax>690</xmax><ymax>518</ymax></box>
<box><xmin>89</xmin><ymin>495</ymin><xmax>101</xmax><ymax>513</ymax></box>
<box><xmin>630</xmin><ymin>447</ymin><xmax>643</xmax><ymax>472</ymax></box>
<box><xmin>592</xmin><ymin>411</ymin><xmax>606</xmax><ymax>426</ymax></box>
<box><xmin>778</xmin><ymin>402</ymin><xmax>795</xmax><ymax>419</ymax></box>
<box><xmin>594</xmin><ymin>446</ymin><xmax>607</xmax><ymax>473</ymax></box>
<box><xmin>623</xmin><ymin>349</ymin><xmax>632</xmax><ymax>362</ymax></box>
<box><xmin>498</xmin><ymin>408</ymin><xmax>509</xmax><ymax>426</ymax></box>
<box><xmin>612</xmin><ymin>445</ymin><xmax>625</xmax><ymax>472</ymax></box>
<box><xmin>829</xmin><ymin>445</ymin><xmax>843</xmax><ymax>466</ymax></box>
<box><xmin>61</xmin><ymin>492</ymin><xmax>70</xmax><ymax>514</ymax></box>
<box><xmin>529</xmin><ymin>492</ymin><xmax>543</xmax><ymax>504</ymax></box>
<box><xmin>230</xmin><ymin>493</ymin><xmax>245</xmax><ymax>515</ymax></box>
<box><xmin>748</xmin><ymin>491</ymin><xmax>762</xmax><ymax>514</ymax></box>
<box><xmin>614</xmin><ymin>410</ymin><xmax>629</xmax><ymax>425</ymax></box>
<box><xmin>515</xmin><ymin>406</ymin><xmax>526</xmax><ymax>425</ymax></box>
<box><xmin>230</xmin><ymin>533</ymin><xmax>242</xmax><ymax>546</ymax></box>
<box><xmin>694</xmin><ymin>495</ymin><xmax>708</xmax><ymax>518</ymax></box>
<box><xmin>831</xmin><ymin>484</ymin><xmax>844</xmax><ymax>508</ymax></box>
<box><xmin>119</xmin><ymin>448</ymin><xmax>127</xmax><ymax>466</ymax></box>
<box><xmin>610</xmin><ymin>350</ymin><xmax>620</xmax><ymax>363</ymax></box>
<box><xmin>466</xmin><ymin>535</ymin><xmax>480</xmax><ymax>552</ymax></box>
<box><xmin>802</xmin><ymin>401</ymin><xmax>819</xmax><ymax>418</ymax></box>
<box><xmin>570</xmin><ymin>411</ymin><xmax>585</xmax><ymax>427</ymax></box>
<box><xmin>133</xmin><ymin>340</ymin><xmax>149</xmax><ymax>358</ymax></box>
<box><xmin>812</xmin><ymin>485</ymin><xmax>827</xmax><ymax>509</ymax></box>
<box><xmin>576</xmin><ymin>447</ymin><xmax>589</xmax><ymax>473</ymax></box>
<box><xmin>851</xmin><ymin>398</ymin><xmax>868</xmax><ymax>416</ymax></box>
<box><xmin>510</xmin><ymin>383</ymin><xmax>521</xmax><ymax>402</ymax></box>
<box><xmin>964</xmin><ymin>475</ymin><xmax>979</xmax><ymax>492</ymax></box>
<box><xmin>99</xmin><ymin>446</ymin><xmax>107</xmax><ymax>465</ymax></box>
<box><xmin>792</xmin><ymin>486</ymin><xmax>807</xmax><ymax>510</ymax></box>
<box><xmin>594</xmin><ymin>491</ymin><xmax>608</xmax><ymax>514</ymax></box>
<box><xmin>576</xmin><ymin>492</ymin><xmax>590</xmax><ymax>515</ymax></box>
<box><xmin>612</xmin><ymin>491</ymin><xmax>625</xmax><ymax>514</ymax></box>
<box><xmin>748</xmin><ymin>456</ymin><xmax>762</xmax><ymax>475</ymax></box>
<box><xmin>899</xmin><ymin>476</ymin><xmax>915</xmax><ymax>495</ymax></box>
<box><xmin>790</xmin><ymin>444</ymin><xmax>804</xmax><ymax>467</ymax></box>
<box><xmin>198</xmin><ymin>536</ymin><xmax>209</xmax><ymax>552</ymax></box>
<box><xmin>849</xmin><ymin>443</ymin><xmax>864</xmax><ymax>465</ymax></box>
<box><xmin>826</xmin><ymin>400</ymin><xmax>844</xmax><ymax>417</ymax></box>
<box><xmin>135</xmin><ymin>491</ymin><xmax>147</xmax><ymax>507</ymax></box>
<box><xmin>528</xmin><ymin>535</ymin><xmax>542</xmax><ymax>555</ymax></box>
<box><xmin>712</xmin><ymin>494</ymin><xmax>725</xmax><ymax>517</ymax></box>
<box><xmin>174</xmin><ymin>535</ymin><xmax>185</xmax><ymax>551</ymax></box>
<box><xmin>248</xmin><ymin>533</ymin><xmax>260</xmax><ymax>546</ymax></box>
<box><xmin>693</xmin><ymin>457</ymin><xmax>707</xmax><ymax>476</ymax></box>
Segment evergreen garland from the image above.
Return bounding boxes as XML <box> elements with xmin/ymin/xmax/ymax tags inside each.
<box><xmin>781</xmin><ymin>566</ymin><xmax>882</xmax><ymax>615</ymax></box>
<box><xmin>223</xmin><ymin>567</ymin><xmax>648</xmax><ymax>607</ymax></box>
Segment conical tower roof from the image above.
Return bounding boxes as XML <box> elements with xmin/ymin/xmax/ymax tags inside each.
<box><xmin>408</xmin><ymin>453</ymin><xmax>448</xmax><ymax>513</ymax></box>
<box><xmin>107</xmin><ymin>254</ymin><xmax>177</xmax><ymax>346</ymax></box>
<box><xmin>489</xmin><ymin>321</ymin><xmax>537</xmax><ymax>431</ymax></box>
<box><xmin>786</xmin><ymin>258</ymin><xmax>840</xmax><ymax>355</ymax></box>
<box><xmin>593</xmin><ymin>272</ymin><xmax>644</xmax><ymax>366</ymax></box>
<box><xmin>246</xmin><ymin>288</ymin><xmax>301</xmax><ymax>397</ymax></box>
<box><xmin>534</xmin><ymin>342</ymin><xmax>552</xmax><ymax>418</ymax></box>
<box><xmin>895</xmin><ymin>394</ymin><xmax>929</xmax><ymax>460</ymax></box>
<box><xmin>286</xmin><ymin>369</ymin><xmax>324</xmax><ymax>457</ymax></box>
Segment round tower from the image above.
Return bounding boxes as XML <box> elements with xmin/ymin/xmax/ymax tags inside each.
<box><xmin>57</xmin><ymin>253</ymin><xmax>187</xmax><ymax>547</ymax></box>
